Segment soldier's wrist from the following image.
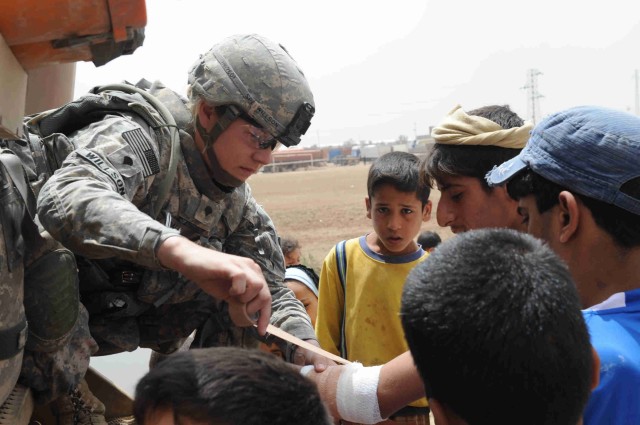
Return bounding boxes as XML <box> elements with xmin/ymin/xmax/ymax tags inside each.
<box><xmin>155</xmin><ymin>232</ymin><xmax>185</xmax><ymax>270</ymax></box>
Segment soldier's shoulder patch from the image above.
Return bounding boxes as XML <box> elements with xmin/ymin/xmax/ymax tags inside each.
<box><xmin>122</xmin><ymin>128</ymin><xmax>160</xmax><ymax>177</ymax></box>
<box><xmin>76</xmin><ymin>149</ymin><xmax>126</xmax><ymax>196</ymax></box>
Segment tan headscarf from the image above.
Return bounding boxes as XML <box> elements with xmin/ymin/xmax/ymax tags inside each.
<box><xmin>431</xmin><ymin>105</ymin><xmax>532</xmax><ymax>149</ymax></box>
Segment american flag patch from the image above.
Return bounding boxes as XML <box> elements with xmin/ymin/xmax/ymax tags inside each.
<box><xmin>122</xmin><ymin>129</ymin><xmax>160</xmax><ymax>177</ymax></box>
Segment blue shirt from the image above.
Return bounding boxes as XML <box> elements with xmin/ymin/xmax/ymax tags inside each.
<box><xmin>583</xmin><ymin>288</ymin><xmax>640</xmax><ymax>425</ymax></box>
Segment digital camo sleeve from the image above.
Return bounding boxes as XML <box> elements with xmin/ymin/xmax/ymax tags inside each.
<box><xmin>36</xmin><ymin>115</ymin><xmax>179</xmax><ymax>269</ymax></box>
<box><xmin>223</xmin><ymin>193</ymin><xmax>317</xmax><ymax>346</ymax></box>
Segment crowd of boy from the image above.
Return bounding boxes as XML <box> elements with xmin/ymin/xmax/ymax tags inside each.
<box><xmin>305</xmin><ymin>103</ymin><xmax>640</xmax><ymax>425</ymax></box>
<box><xmin>1</xmin><ymin>28</ymin><xmax>638</xmax><ymax>425</ymax></box>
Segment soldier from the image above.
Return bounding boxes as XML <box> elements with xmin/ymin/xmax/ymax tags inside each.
<box><xmin>22</xmin><ymin>33</ymin><xmax>326</xmax><ymax>423</ymax></box>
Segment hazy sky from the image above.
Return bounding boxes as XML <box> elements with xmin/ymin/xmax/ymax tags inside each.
<box><xmin>75</xmin><ymin>0</ymin><xmax>640</xmax><ymax>149</ymax></box>
<box><xmin>86</xmin><ymin>0</ymin><xmax>640</xmax><ymax>393</ymax></box>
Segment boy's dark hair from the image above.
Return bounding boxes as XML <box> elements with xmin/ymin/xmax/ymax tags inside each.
<box><xmin>279</xmin><ymin>236</ymin><xmax>300</xmax><ymax>257</ymax></box>
<box><xmin>507</xmin><ymin>169</ymin><xmax>640</xmax><ymax>248</ymax></box>
<box><xmin>417</xmin><ymin>230</ymin><xmax>441</xmax><ymax>250</ymax></box>
<box><xmin>367</xmin><ymin>151</ymin><xmax>430</xmax><ymax>205</ymax></box>
<box><xmin>422</xmin><ymin>105</ymin><xmax>524</xmax><ymax>190</ymax></box>
<box><xmin>401</xmin><ymin>228</ymin><xmax>593</xmax><ymax>425</ymax></box>
<box><xmin>134</xmin><ymin>347</ymin><xmax>331</xmax><ymax>425</ymax></box>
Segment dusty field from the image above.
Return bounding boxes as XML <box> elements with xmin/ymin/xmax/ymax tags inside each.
<box><xmin>248</xmin><ymin>163</ymin><xmax>453</xmax><ymax>272</ymax></box>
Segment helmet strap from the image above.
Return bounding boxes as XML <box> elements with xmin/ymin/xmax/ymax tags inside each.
<box><xmin>195</xmin><ymin>106</ymin><xmax>244</xmax><ymax>188</ymax></box>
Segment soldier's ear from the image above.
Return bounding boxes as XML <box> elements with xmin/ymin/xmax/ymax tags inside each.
<box><xmin>197</xmin><ymin>102</ymin><xmax>218</xmax><ymax>129</ymax></box>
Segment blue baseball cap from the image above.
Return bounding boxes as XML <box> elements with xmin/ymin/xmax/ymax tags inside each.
<box><xmin>486</xmin><ymin>106</ymin><xmax>640</xmax><ymax>215</ymax></box>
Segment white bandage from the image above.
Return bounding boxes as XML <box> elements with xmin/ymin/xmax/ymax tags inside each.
<box><xmin>336</xmin><ymin>362</ymin><xmax>384</xmax><ymax>424</ymax></box>
<box><xmin>299</xmin><ymin>365</ymin><xmax>314</xmax><ymax>376</ymax></box>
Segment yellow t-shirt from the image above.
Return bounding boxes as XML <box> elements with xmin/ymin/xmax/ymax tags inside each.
<box><xmin>315</xmin><ymin>236</ymin><xmax>428</xmax><ymax>408</ymax></box>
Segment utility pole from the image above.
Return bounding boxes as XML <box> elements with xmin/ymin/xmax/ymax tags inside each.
<box><xmin>634</xmin><ymin>69</ymin><xmax>639</xmax><ymax>116</ymax></box>
<box><xmin>521</xmin><ymin>69</ymin><xmax>544</xmax><ymax>124</ymax></box>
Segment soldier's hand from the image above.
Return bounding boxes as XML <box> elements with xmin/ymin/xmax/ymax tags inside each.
<box><xmin>157</xmin><ymin>235</ymin><xmax>272</xmax><ymax>334</ymax></box>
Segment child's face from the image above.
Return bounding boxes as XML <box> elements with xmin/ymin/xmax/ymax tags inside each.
<box><xmin>286</xmin><ymin>280</ymin><xmax>318</xmax><ymax>327</ymax></box>
<box><xmin>260</xmin><ymin>341</ymin><xmax>285</xmax><ymax>359</ymax></box>
<box><xmin>516</xmin><ymin>192</ymin><xmax>592</xmax><ymax>308</ymax></box>
<box><xmin>436</xmin><ymin>174</ymin><xmax>523</xmax><ymax>234</ymax></box>
<box><xmin>284</xmin><ymin>248</ymin><xmax>302</xmax><ymax>266</ymax></box>
<box><xmin>366</xmin><ymin>184</ymin><xmax>431</xmax><ymax>256</ymax></box>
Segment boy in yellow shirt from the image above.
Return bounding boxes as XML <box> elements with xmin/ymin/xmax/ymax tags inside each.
<box><xmin>315</xmin><ymin>151</ymin><xmax>432</xmax><ymax>424</ymax></box>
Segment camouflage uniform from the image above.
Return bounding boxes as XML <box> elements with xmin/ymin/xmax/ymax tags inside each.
<box><xmin>0</xmin><ymin>150</ymin><xmax>29</xmax><ymax>407</ymax></box>
<box><xmin>0</xmin><ymin>147</ymin><xmax>97</xmax><ymax>406</ymax></box>
<box><xmin>35</xmin><ymin>81</ymin><xmax>316</xmax><ymax>363</ymax></box>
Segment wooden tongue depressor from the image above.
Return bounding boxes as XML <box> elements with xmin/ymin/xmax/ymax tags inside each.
<box><xmin>227</xmin><ymin>299</ymin><xmax>350</xmax><ymax>365</ymax></box>
<box><xmin>264</xmin><ymin>324</ymin><xmax>350</xmax><ymax>365</ymax></box>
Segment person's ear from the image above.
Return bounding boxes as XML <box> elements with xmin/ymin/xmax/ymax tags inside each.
<box><xmin>430</xmin><ymin>398</ymin><xmax>467</xmax><ymax>425</ymax></box>
<box><xmin>557</xmin><ymin>191</ymin><xmax>580</xmax><ymax>244</ymax></box>
<box><xmin>422</xmin><ymin>200</ymin><xmax>433</xmax><ymax>222</ymax></box>
<box><xmin>590</xmin><ymin>346</ymin><xmax>601</xmax><ymax>392</ymax></box>
<box><xmin>197</xmin><ymin>102</ymin><xmax>217</xmax><ymax>130</ymax></box>
<box><xmin>365</xmin><ymin>197</ymin><xmax>372</xmax><ymax>219</ymax></box>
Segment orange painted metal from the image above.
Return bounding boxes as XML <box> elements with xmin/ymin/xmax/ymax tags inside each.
<box><xmin>0</xmin><ymin>0</ymin><xmax>146</xmax><ymax>69</ymax></box>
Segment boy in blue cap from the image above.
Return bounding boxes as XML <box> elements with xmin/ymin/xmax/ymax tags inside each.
<box><xmin>487</xmin><ymin>105</ymin><xmax>640</xmax><ymax>424</ymax></box>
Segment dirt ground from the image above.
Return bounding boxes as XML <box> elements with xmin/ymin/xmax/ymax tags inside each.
<box><xmin>249</xmin><ymin>163</ymin><xmax>453</xmax><ymax>272</ymax></box>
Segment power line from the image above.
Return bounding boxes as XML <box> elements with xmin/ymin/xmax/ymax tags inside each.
<box><xmin>521</xmin><ymin>69</ymin><xmax>544</xmax><ymax>124</ymax></box>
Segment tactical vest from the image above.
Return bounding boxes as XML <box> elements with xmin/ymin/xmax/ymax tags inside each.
<box><xmin>0</xmin><ymin>82</ymin><xmax>181</xmax><ymax>403</ymax></box>
<box><xmin>18</xmin><ymin>81</ymin><xmax>181</xmax><ymax>207</ymax></box>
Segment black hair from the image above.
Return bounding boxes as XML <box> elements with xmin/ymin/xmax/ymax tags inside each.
<box><xmin>507</xmin><ymin>169</ymin><xmax>640</xmax><ymax>248</ymax></box>
<box><xmin>367</xmin><ymin>151</ymin><xmax>430</xmax><ymax>205</ymax></box>
<box><xmin>279</xmin><ymin>237</ymin><xmax>300</xmax><ymax>257</ymax></box>
<box><xmin>401</xmin><ymin>228</ymin><xmax>593</xmax><ymax>425</ymax></box>
<box><xmin>134</xmin><ymin>347</ymin><xmax>331</xmax><ymax>425</ymax></box>
<box><xmin>417</xmin><ymin>230</ymin><xmax>442</xmax><ymax>249</ymax></box>
<box><xmin>421</xmin><ymin>105</ymin><xmax>524</xmax><ymax>191</ymax></box>
<box><xmin>286</xmin><ymin>264</ymin><xmax>320</xmax><ymax>290</ymax></box>
<box><xmin>467</xmin><ymin>105</ymin><xmax>525</xmax><ymax>129</ymax></box>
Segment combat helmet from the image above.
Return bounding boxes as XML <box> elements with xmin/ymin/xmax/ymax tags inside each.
<box><xmin>188</xmin><ymin>34</ymin><xmax>315</xmax><ymax>148</ymax></box>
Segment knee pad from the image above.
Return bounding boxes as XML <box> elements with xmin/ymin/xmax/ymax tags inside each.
<box><xmin>24</xmin><ymin>248</ymin><xmax>79</xmax><ymax>352</ymax></box>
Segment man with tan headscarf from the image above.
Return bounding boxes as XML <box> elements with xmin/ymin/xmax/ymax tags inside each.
<box><xmin>431</xmin><ymin>104</ymin><xmax>530</xmax><ymax>149</ymax></box>
<box><xmin>423</xmin><ymin>104</ymin><xmax>531</xmax><ymax>233</ymax></box>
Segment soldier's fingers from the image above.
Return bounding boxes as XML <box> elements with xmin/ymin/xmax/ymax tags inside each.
<box><xmin>247</xmin><ymin>289</ymin><xmax>271</xmax><ymax>335</ymax></box>
<box><xmin>228</xmin><ymin>274</ymin><xmax>247</xmax><ymax>297</ymax></box>
<box><xmin>227</xmin><ymin>299</ymin><xmax>255</xmax><ymax>327</ymax></box>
